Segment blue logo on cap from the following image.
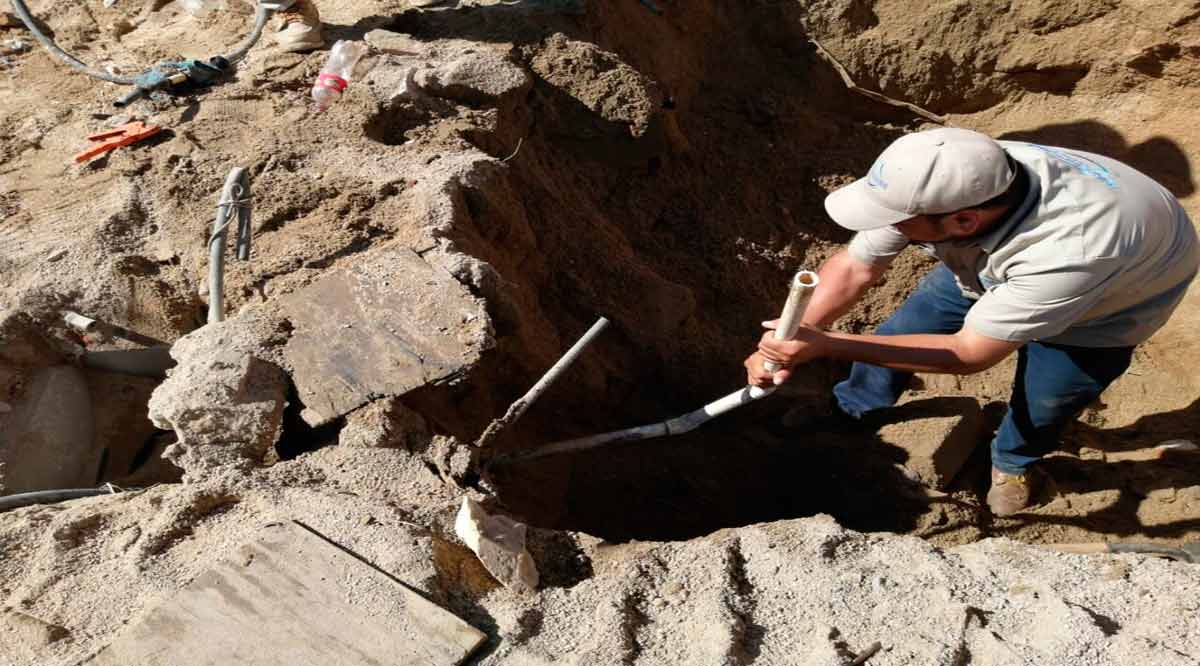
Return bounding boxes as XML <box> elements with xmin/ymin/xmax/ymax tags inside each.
<box><xmin>868</xmin><ymin>160</ymin><xmax>888</xmax><ymax>190</ymax></box>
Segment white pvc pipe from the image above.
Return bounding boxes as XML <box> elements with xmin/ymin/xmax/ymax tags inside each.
<box><xmin>510</xmin><ymin>269</ymin><xmax>820</xmax><ymax>461</ymax></box>
<box><xmin>750</xmin><ymin>269</ymin><xmax>820</xmax><ymax>398</ymax></box>
<box><xmin>63</xmin><ymin>311</ymin><xmax>99</xmax><ymax>333</ymax></box>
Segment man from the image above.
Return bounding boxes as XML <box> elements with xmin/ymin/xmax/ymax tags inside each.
<box><xmin>745</xmin><ymin>127</ymin><xmax>1199</xmax><ymax>516</ymax></box>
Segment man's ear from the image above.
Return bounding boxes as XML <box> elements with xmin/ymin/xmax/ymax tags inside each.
<box><xmin>949</xmin><ymin>210</ymin><xmax>983</xmax><ymax>235</ymax></box>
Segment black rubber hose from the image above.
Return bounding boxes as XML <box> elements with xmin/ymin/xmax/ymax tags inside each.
<box><xmin>8</xmin><ymin>0</ymin><xmax>269</xmax><ymax>86</ymax></box>
<box><xmin>0</xmin><ymin>487</ymin><xmax>125</xmax><ymax>512</ymax></box>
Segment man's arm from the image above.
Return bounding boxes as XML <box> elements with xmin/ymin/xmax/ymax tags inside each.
<box><xmin>800</xmin><ymin>249</ymin><xmax>891</xmax><ymax>328</ymax></box>
<box><xmin>745</xmin><ymin>249</ymin><xmax>887</xmax><ymax>385</ymax></box>
<box><xmin>755</xmin><ymin>324</ymin><xmax>1020</xmax><ymax>386</ymax></box>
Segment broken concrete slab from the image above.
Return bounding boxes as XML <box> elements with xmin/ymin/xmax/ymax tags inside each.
<box><xmin>148</xmin><ymin>322</ymin><xmax>288</xmax><ymax>481</ymax></box>
<box><xmin>875</xmin><ymin>394</ymin><xmax>993</xmax><ymax>489</ymax></box>
<box><xmin>0</xmin><ymin>365</ymin><xmax>96</xmax><ymax>494</ymax></box>
<box><xmin>280</xmin><ymin>246</ymin><xmax>492</xmax><ymax>427</ymax></box>
<box><xmin>89</xmin><ymin>521</ymin><xmax>486</xmax><ymax>666</ymax></box>
<box><xmin>455</xmin><ymin>497</ymin><xmax>539</xmax><ymax>593</ymax></box>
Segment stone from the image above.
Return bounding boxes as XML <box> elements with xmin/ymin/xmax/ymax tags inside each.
<box><xmin>2</xmin><ymin>38</ymin><xmax>29</xmax><ymax>55</ymax></box>
<box><xmin>875</xmin><ymin>394</ymin><xmax>991</xmax><ymax>489</ymax></box>
<box><xmin>338</xmin><ymin>398</ymin><xmax>431</xmax><ymax>450</ymax></box>
<box><xmin>455</xmin><ymin>497</ymin><xmax>539</xmax><ymax>593</ymax></box>
<box><xmin>280</xmin><ymin>247</ymin><xmax>492</xmax><ymax>427</ymax></box>
<box><xmin>147</xmin><ymin>322</ymin><xmax>288</xmax><ymax>481</ymax></box>
<box><xmin>2</xmin><ymin>611</ymin><xmax>70</xmax><ymax>647</ymax></box>
<box><xmin>413</xmin><ymin>51</ymin><xmax>533</xmax><ymax>105</ymax></box>
<box><xmin>364</xmin><ymin>29</ymin><xmax>427</xmax><ymax>56</ymax></box>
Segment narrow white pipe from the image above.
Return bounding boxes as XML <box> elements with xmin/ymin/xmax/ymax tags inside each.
<box><xmin>510</xmin><ymin>270</ymin><xmax>820</xmax><ymax>461</ymax></box>
<box><xmin>63</xmin><ymin>311</ymin><xmax>99</xmax><ymax>333</ymax></box>
<box><xmin>750</xmin><ymin>269</ymin><xmax>820</xmax><ymax>398</ymax></box>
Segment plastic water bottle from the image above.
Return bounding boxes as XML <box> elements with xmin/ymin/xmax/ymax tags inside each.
<box><xmin>311</xmin><ymin>40</ymin><xmax>368</xmax><ymax>112</ymax></box>
<box><xmin>179</xmin><ymin>0</ymin><xmax>225</xmax><ymax>16</ymax></box>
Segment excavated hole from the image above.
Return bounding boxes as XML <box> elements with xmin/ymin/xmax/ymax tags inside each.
<box><xmin>485</xmin><ymin>395</ymin><xmax>984</xmax><ymax>543</ymax></box>
<box><xmin>360</xmin><ymin>6</ymin><xmax>987</xmax><ymax>544</ymax></box>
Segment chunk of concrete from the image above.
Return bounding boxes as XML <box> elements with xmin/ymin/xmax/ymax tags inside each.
<box><xmin>148</xmin><ymin>322</ymin><xmax>288</xmax><ymax>481</ymax></box>
<box><xmin>1</xmin><ymin>610</ymin><xmax>70</xmax><ymax>647</ymax></box>
<box><xmin>455</xmin><ymin>497</ymin><xmax>538</xmax><ymax>593</ymax></box>
<box><xmin>338</xmin><ymin>398</ymin><xmax>431</xmax><ymax>450</ymax></box>
<box><xmin>414</xmin><ymin>51</ymin><xmax>533</xmax><ymax>105</ymax></box>
<box><xmin>0</xmin><ymin>365</ymin><xmax>96</xmax><ymax>494</ymax></box>
<box><xmin>364</xmin><ymin>29</ymin><xmax>428</xmax><ymax>56</ymax></box>
<box><xmin>876</xmin><ymin>394</ymin><xmax>991</xmax><ymax>489</ymax></box>
<box><xmin>280</xmin><ymin>247</ymin><xmax>492</xmax><ymax>427</ymax></box>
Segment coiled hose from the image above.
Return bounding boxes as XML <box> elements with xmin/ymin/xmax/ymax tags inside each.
<box><xmin>8</xmin><ymin>0</ymin><xmax>269</xmax><ymax>85</ymax></box>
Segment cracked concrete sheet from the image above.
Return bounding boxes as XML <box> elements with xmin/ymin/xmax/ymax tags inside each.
<box><xmin>281</xmin><ymin>247</ymin><xmax>491</xmax><ymax>426</ymax></box>
<box><xmin>90</xmin><ymin>521</ymin><xmax>486</xmax><ymax>666</ymax></box>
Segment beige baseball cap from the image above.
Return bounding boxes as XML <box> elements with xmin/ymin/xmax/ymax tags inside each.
<box><xmin>824</xmin><ymin>128</ymin><xmax>1016</xmax><ymax>231</ymax></box>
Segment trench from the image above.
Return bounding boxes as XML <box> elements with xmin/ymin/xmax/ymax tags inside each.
<box><xmin>366</xmin><ymin>1</ymin><xmax>974</xmax><ymax>543</ymax></box>
<box><xmin>369</xmin><ymin>1</ymin><xmax>1199</xmax><ymax>548</ymax></box>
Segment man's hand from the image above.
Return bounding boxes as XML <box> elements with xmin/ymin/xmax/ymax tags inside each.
<box><xmin>748</xmin><ymin>319</ymin><xmax>830</xmax><ymax>386</ymax></box>
<box><xmin>744</xmin><ymin>351</ymin><xmax>776</xmax><ymax>388</ymax></box>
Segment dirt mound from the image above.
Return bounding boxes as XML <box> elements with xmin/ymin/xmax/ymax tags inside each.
<box><xmin>1</xmin><ymin>0</ymin><xmax>1199</xmax><ymax>663</ymax></box>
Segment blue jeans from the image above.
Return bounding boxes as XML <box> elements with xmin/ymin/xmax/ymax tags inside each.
<box><xmin>832</xmin><ymin>265</ymin><xmax>1135</xmax><ymax>474</ymax></box>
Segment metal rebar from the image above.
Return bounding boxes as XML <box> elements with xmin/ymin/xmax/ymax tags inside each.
<box><xmin>475</xmin><ymin>317</ymin><xmax>610</xmax><ymax>448</ymax></box>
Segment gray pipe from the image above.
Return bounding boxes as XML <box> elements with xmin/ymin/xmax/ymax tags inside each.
<box><xmin>82</xmin><ymin>347</ymin><xmax>175</xmax><ymax>379</ymax></box>
<box><xmin>208</xmin><ymin>167</ymin><xmax>252</xmax><ymax>324</ymax></box>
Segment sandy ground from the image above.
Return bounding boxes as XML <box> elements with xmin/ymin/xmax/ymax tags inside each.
<box><xmin>0</xmin><ymin>0</ymin><xmax>1198</xmax><ymax>663</ymax></box>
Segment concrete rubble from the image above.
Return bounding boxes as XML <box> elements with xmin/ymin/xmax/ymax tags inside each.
<box><xmin>147</xmin><ymin>321</ymin><xmax>289</xmax><ymax>481</ymax></box>
<box><xmin>455</xmin><ymin>497</ymin><xmax>540</xmax><ymax>594</ymax></box>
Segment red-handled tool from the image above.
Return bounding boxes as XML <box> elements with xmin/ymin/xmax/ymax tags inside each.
<box><xmin>73</xmin><ymin>121</ymin><xmax>162</xmax><ymax>163</ymax></box>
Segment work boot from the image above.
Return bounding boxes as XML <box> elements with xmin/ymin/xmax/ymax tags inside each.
<box><xmin>271</xmin><ymin>0</ymin><xmax>324</xmax><ymax>53</ymax></box>
<box><xmin>986</xmin><ymin>466</ymin><xmax>1034</xmax><ymax>517</ymax></box>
